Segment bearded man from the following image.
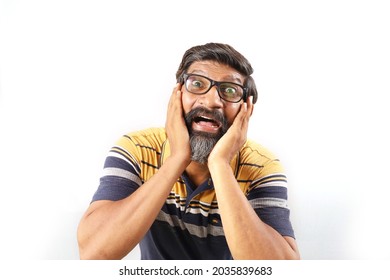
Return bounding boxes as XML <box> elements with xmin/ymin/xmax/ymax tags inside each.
<box><xmin>77</xmin><ymin>43</ymin><xmax>300</xmax><ymax>260</ymax></box>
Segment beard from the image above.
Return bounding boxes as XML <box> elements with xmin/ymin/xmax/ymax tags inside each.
<box><xmin>184</xmin><ymin>107</ymin><xmax>229</xmax><ymax>165</ymax></box>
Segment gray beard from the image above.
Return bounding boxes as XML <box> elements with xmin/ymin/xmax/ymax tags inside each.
<box><xmin>189</xmin><ymin>132</ymin><xmax>220</xmax><ymax>165</ymax></box>
<box><xmin>185</xmin><ymin>107</ymin><xmax>229</xmax><ymax>165</ymax></box>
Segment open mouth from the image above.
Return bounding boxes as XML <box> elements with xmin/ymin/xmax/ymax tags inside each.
<box><xmin>185</xmin><ymin>107</ymin><xmax>227</xmax><ymax>135</ymax></box>
<box><xmin>192</xmin><ymin>115</ymin><xmax>222</xmax><ymax>132</ymax></box>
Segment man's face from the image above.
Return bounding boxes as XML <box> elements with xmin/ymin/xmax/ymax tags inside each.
<box><xmin>181</xmin><ymin>60</ymin><xmax>246</xmax><ymax>164</ymax></box>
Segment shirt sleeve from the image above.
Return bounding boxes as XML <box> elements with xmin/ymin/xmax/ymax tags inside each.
<box><xmin>247</xmin><ymin>159</ymin><xmax>295</xmax><ymax>238</ymax></box>
<box><xmin>91</xmin><ymin>136</ymin><xmax>143</xmax><ymax>202</ymax></box>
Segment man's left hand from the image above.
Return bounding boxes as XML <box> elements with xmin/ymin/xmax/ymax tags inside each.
<box><xmin>208</xmin><ymin>96</ymin><xmax>254</xmax><ymax>165</ymax></box>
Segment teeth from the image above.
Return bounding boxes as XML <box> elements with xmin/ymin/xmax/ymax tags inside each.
<box><xmin>194</xmin><ymin>115</ymin><xmax>220</xmax><ymax>126</ymax></box>
<box><xmin>195</xmin><ymin>116</ymin><xmax>214</xmax><ymax>123</ymax></box>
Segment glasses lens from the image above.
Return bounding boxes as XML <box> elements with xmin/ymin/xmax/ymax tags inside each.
<box><xmin>185</xmin><ymin>75</ymin><xmax>211</xmax><ymax>94</ymax></box>
<box><xmin>219</xmin><ymin>83</ymin><xmax>244</xmax><ymax>102</ymax></box>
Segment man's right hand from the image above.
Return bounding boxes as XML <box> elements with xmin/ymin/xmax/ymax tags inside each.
<box><xmin>165</xmin><ymin>83</ymin><xmax>191</xmax><ymax>165</ymax></box>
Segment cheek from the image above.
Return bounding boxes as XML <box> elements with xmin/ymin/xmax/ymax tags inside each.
<box><xmin>225</xmin><ymin>104</ymin><xmax>242</xmax><ymax>125</ymax></box>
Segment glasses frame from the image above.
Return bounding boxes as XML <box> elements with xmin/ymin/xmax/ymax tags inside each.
<box><xmin>182</xmin><ymin>73</ymin><xmax>248</xmax><ymax>103</ymax></box>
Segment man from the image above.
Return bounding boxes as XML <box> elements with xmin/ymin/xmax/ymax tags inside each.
<box><xmin>77</xmin><ymin>43</ymin><xmax>300</xmax><ymax>260</ymax></box>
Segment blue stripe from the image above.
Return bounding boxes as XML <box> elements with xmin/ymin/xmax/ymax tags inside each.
<box><xmin>247</xmin><ymin>186</ymin><xmax>288</xmax><ymax>200</ymax></box>
<box><xmin>110</xmin><ymin>147</ymin><xmax>141</xmax><ymax>174</ymax></box>
<box><xmin>254</xmin><ymin>207</ymin><xmax>295</xmax><ymax>238</ymax></box>
<box><xmin>104</xmin><ymin>156</ymin><xmax>139</xmax><ymax>175</ymax></box>
<box><xmin>92</xmin><ymin>176</ymin><xmax>139</xmax><ymax>202</ymax></box>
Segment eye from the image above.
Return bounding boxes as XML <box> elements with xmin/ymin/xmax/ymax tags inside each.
<box><xmin>191</xmin><ymin>79</ymin><xmax>204</xmax><ymax>89</ymax></box>
<box><xmin>224</xmin><ymin>87</ymin><xmax>237</xmax><ymax>95</ymax></box>
<box><xmin>219</xmin><ymin>83</ymin><xmax>244</xmax><ymax>102</ymax></box>
<box><xmin>186</xmin><ymin>75</ymin><xmax>210</xmax><ymax>93</ymax></box>
<box><xmin>220</xmin><ymin>84</ymin><xmax>238</xmax><ymax>97</ymax></box>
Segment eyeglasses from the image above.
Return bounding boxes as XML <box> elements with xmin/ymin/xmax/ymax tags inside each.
<box><xmin>183</xmin><ymin>73</ymin><xmax>247</xmax><ymax>103</ymax></box>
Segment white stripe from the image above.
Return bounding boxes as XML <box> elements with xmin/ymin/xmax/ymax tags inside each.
<box><xmin>108</xmin><ymin>151</ymin><xmax>141</xmax><ymax>176</ymax></box>
<box><xmin>166</xmin><ymin>198</ymin><xmax>186</xmax><ymax>212</ymax></box>
<box><xmin>186</xmin><ymin>206</ymin><xmax>220</xmax><ymax>216</ymax></box>
<box><xmin>249</xmin><ymin>197</ymin><xmax>289</xmax><ymax>209</ymax></box>
<box><xmin>102</xmin><ymin>167</ymin><xmax>142</xmax><ymax>186</ymax></box>
<box><xmin>253</xmin><ymin>181</ymin><xmax>288</xmax><ymax>189</ymax></box>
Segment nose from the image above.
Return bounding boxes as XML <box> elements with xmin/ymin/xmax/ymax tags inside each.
<box><xmin>197</xmin><ymin>85</ymin><xmax>223</xmax><ymax>108</ymax></box>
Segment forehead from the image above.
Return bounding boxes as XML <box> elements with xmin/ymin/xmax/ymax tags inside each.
<box><xmin>187</xmin><ymin>60</ymin><xmax>244</xmax><ymax>84</ymax></box>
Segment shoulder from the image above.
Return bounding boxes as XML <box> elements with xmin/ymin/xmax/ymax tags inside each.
<box><xmin>240</xmin><ymin>139</ymin><xmax>280</xmax><ymax>164</ymax></box>
<box><xmin>238</xmin><ymin>139</ymin><xmax>285</xmax><ymax>176</ymax></box>
<box><xmin>116</xmin><ymin>127</ymin><xmax>167</xmax><ymax>148</ymax></box>
<box><xmin>110</xmin><ymin>127</ymin><xmax>167</xmax><ymax>162</ymax></box>
<box><xmin>125</xmin><ymin>127</ymin><xmax>167</xmax><ymax>142</ymax></box>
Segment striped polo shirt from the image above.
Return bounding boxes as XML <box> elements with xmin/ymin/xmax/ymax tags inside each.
<box><xmin>92</xmin><ymin>127</ymin><xmax>295</xmax><ymax>259</ymax></box>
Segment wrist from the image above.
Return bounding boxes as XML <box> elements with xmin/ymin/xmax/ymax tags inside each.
<box><xmin>208</xmin><ymin>156</ymin><xmax>230</xmax><ymax>172</ymax></box>
<box><xmin>167</xmin><ymin>152</ymin><xmax>191</xmax><ymax>168</ymax></box>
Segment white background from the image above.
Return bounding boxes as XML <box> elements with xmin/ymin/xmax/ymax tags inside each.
<box><xmin>1</xmin><ymin>0</ymin><xmax>389</xmax><ymax>260</ymax></box>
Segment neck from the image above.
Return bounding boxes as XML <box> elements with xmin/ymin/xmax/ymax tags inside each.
<box><xmin>185</xmin><ymin>161</ymin><xmax>210</xmax><ymax>187</ymax></box>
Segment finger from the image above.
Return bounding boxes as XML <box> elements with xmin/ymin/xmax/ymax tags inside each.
<box><xmin>241</xmin><ymin>97</ymin><xmax>254</xmax><ymax>121</ymax></box>
<box><xmin>173</xmin><ymin>83</ymin><xmax>183</xmax><ymax>97</ymax></box>
<box><xmin>168</xmin><ymin>84</ymin><xmax>182</xmax><ymax>109</ymax></box>
<box><xmin>233</xmin><ymin>100</ymin><xmax>252</xmax><ymax>130</ymax></box>
<box><xmin>167</xmin><ymin>87</ymin><xmax>185</xmax><ymax>126</ymax></box>
<box><xmin>247</xmin><ymin>96</ymin><xmax>254</xmax><ymax>117</ymax></box>
<box><xmin>172</xmin><ymin>88</ymin><xmax>183</xmax><ymax>111</ymax></box>
<box><xmin>235</xmin><ymin>101</ymin><xmax>249</xmax><ymax>123</ymax></box>
<box><xmin>173</xmin><ymin>82</ymin><xmax>181</xmax><ymax>92</ymax></box>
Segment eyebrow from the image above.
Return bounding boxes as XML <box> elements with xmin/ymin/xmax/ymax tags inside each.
<box><xmin>189</xmin><ymin>70</ymin><xmax>244</xmax><ymax>84</ymax></box>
